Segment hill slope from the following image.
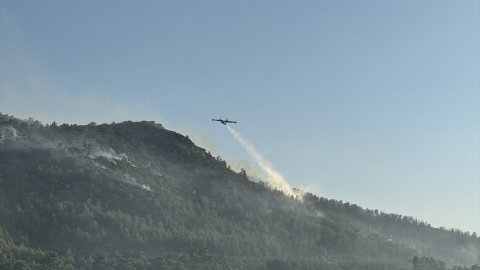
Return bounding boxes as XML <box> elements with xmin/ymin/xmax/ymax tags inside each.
<box><xmin>0</xmin><ymin>113</ymin><xmax>478</xmax><ymax>269</ymax></box>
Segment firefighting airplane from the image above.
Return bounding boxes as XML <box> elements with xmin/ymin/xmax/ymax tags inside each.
<box><xmin>211</xmin><ymin>118</ymin><xmax>237</xmax><ymax>125</ymax></box>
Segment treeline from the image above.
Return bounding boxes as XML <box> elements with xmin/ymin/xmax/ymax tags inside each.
<box><xmin>0</xmin><ymin>113</ymin><xmax>478</xmax><ymax>269</ymax></box>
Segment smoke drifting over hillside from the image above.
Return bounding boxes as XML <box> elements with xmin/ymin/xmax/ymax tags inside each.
<box><xmin>1</xmin><ymin>114</ymin><xmax>479</xmax><ymax>269</ymax></box>
<box><xmin>226</xmin><ymin>125</ymin><xmax>300</xmax><ymax>197</ymax></box>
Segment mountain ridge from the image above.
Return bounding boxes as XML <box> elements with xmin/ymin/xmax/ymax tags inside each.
<box><xmin>0</xmin><ymin>113</ymin><xmax>478</xmax><ymax>269</ymax></box>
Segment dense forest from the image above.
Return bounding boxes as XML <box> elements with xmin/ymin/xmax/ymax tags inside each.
<box><xmin>0</xmin><ymin>113</ymin><xmax>478</xmax><ymax>269</ymax></box>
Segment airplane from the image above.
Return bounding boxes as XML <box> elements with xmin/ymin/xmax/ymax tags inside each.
<box><xmin>212</xmin><ymin>118</ymin><xmax>237</xmax><ymax>125</ymax></box>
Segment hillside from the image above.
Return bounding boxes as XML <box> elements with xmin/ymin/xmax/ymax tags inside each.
<box><xmin>0</xmin><ymin>113</ymin><xmax>478</xmax><ymax>270</ymax></box>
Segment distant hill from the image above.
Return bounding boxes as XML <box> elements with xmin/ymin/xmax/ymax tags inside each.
<box><xmin>0</xmin><ymin>113</ymin><xmax>478</xmax><ymax>270</ymax></box>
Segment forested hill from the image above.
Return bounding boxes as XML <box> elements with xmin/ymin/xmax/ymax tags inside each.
<box><xmin>0</xmin><ymin>113</ymin><xmax>478</xmax><ymax>270</ymax></box>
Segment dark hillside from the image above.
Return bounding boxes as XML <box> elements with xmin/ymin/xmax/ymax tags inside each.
<box><xmin>0</xmin><ymin>113</ymin><xmax>478</xmax><ymax>269</ymax></box>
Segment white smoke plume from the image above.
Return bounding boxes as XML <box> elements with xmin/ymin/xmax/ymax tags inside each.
<box><xmin>226</xmin><ymin>125</ymin><xmax>301</xmax><ymax>198</ymax></box>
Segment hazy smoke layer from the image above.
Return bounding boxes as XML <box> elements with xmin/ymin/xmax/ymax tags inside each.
<box><xmin>226</xmin><ymin>125</ymin><xmax>299</xmax><ymax>197</ymax></box>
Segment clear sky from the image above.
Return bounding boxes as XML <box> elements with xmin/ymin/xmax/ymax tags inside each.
<box><xmin>1</xmin><ymin>1</ymin><xmax>478</xmax><ymax>233</ymax></box>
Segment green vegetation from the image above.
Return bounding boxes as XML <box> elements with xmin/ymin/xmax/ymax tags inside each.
<box><xmin>0</xmin><ymin>113</ymin><xmax>478</xmax><ymax>269</ymax></box>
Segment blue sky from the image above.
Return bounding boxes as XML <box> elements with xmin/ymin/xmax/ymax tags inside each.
<box><xmin>1</xmin><ymin>0</ymin><xmax>478</xmax><ymax>233</ymax></box>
